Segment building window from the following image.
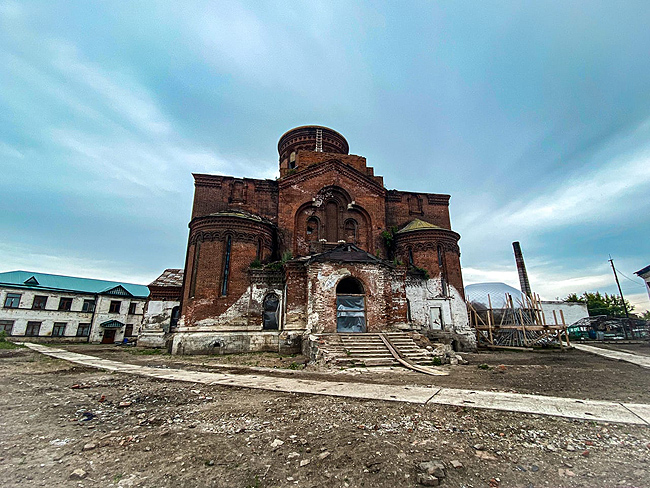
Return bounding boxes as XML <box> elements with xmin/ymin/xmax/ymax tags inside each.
<box><xmin>109</xmin><ymin>300</ymin><xmax>121</xmax><ymax>313</ymax></box>
<box><xmin>4</xmin><ymin>293</ymin><xmax>21</xmax><ymax>308</ymax></box>
<box><xmin>76</xmin><ymin>323</ymin><xmax>91</xmax><ymax>337</ymax></box>
<box><xmin>221</xmin><ymin>235</ymin><xmax>232</xmax><ymax>296</ymax></box>
<box><xmin>124</xmin><ymin>324</ymin><xmax>134</xmax><ymax>337</ymax></box>
<box><xmin>406</xmin><ymin>298</ymin><xmax>412</xmax><ymax>322</ymax></box>
<box><xmin>25</xmin><ymin>321</ymin><xmax>41</xmax><ymax>336</ymax></box>
<box><xmin>408</xmin><ymin>248</ymin><xmax>414</xmax><ymax>266</ymax></box>
<box><xmin>82</xmin><ymin>299</ymin><xmax>95</xmax><ymax>312</ymax></box>
<box><xmin>437</xmin><ymin>245</ymin><xmax>447</xmax><ymax>297</ymax></box>
<box><xmin>32</xmin><ymin>295</ymin><xmax>48</xmax><ymax>310</ymax></box>
<box><xmin>306</xmin><ymin>217</ymin><xmax>320</xmax><ymax>242</ymax></box>
<box><xmin>58</xmin><ymin>297</ymin><xmax>73</xmax><ymax>311</ymax></box>
<box><xmin>189</xmin><ymin>240</ymin><xmax>201</xmax><ymax>299</ymax></box>
<box><xmin>52</xmin><ymin>322</ymin><xmax>67</xmax><ymax>337</ymax></box>
<box><xmin>289</xmin><ymin>151</ymin><xmax>296</xmax><ymax>169</ymax></box>
<box><xmin>128</xmin><ymin>302</ymin><xmax>137</xmax><ymax>315</ymax></box>
<box><xmin>344</xmin><ymin>219</ymin><xmax>357</xmax><ymax>243</ymax></box>
<box><xmin>0</xmin><ymin>320</ymin><xmax>14</xmax><ymax>335</ymax></box>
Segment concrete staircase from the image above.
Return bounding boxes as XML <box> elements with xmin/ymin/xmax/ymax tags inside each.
<box><xmin>313</xmin><ymin>332</ymin><xmax>435</xmax><ymax>368</ymax></box>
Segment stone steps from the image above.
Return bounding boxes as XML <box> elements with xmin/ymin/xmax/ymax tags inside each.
<box><xmin>313</xmin><ymin>332</ymin><xmax>437</xmax><ymax>368</ymax></box>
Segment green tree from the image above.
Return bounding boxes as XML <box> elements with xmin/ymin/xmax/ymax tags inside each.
<box><xmin>641</xmin><ymin>310</ymin><xmax>650</xmax><ymax>321</ymax></box>
<box><xmin>564</xmin><ymin>291</ymin><xmax>634</xmax><ymax>318</ymax></box>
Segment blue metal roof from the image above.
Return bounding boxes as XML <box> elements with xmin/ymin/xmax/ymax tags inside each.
<box><xmin>0</xmin><ymin>271</ymin><xmax>150</xmax><ymax>298</ymax></box>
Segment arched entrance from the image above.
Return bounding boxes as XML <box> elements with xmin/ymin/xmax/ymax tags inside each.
<box><xmin>262</xmin><ymin>293</ymin><xmax>280</xmax><ymax>330</ymax></box>
<box><xmin>336</xmin><ymin>277</ymin><xmax>366</xmax><ymax>333</ymax></box>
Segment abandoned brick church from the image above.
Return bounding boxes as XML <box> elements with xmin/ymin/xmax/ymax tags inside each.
<box><xmin>171</xmin><ymin>126</ymin><xmax>474</xmax><ymax>355</ymax></box>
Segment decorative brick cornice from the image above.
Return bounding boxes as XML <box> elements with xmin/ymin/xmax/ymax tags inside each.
<box><xmin>189</xmin><ymin>214</ymin><xmax>275</xmax><ymax>246</ymax></box>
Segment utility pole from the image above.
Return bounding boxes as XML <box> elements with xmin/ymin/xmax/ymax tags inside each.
<box><xmin>609</xmin><ymin>255</ymin><xmax>631</xmax><ymax>339</ymax></box>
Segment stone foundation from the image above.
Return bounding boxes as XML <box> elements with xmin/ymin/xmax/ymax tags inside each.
<box><xmin>170</xmin><ymin>330</ymin><xmax>303</xmax><ymax>355</ymax></box>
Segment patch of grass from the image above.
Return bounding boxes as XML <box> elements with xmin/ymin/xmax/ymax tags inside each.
<box><xmin>477</xmin><ymin>363</ymin><xmax>491</xmax><ymax>370</ymax></box>
<box><xmin>0</xmin><ymin>331</ymin><xmax>23</xmax><ymax>349</ymax></box>
<box><xmin>287</xmin><ymin>361</ymin><xmax>304</xmax><ymax>370</ymax></box>
<box><xmin>431</xmin><ymin>356</ymin><xmax>442</xmax><ymax>366</ymax></box>
<box><xmin>130</xmin><ymin>348</ymin><xmax>165</xmax><ymax>355</ymax></box>
<box><xmin>245</xmin><ymin>475</ymin><xmax>263</xmax><ymax>488</ymax></box>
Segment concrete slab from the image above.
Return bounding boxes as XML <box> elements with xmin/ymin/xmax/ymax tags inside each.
<box><xmin>22</xmin><ymin>343</ymin><xmax>650</xmax><ymax>425</ymax></box>
<box><xmin>573</xmin><ymin>343</ymin><xmax>650</xmax><ymax>369</ymax></box>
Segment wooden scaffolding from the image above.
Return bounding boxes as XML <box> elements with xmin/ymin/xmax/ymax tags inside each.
<box><xmin>468</xmin><ymin>292</ymin><xmax>571</xmax><ymax>350</ymax></box>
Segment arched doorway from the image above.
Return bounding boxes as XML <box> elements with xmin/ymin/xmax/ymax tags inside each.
<box><xmin>262</xmin><ymin>293</ymin><xmax>280</xmax><ymax>330</ymax></box>
<box><xmin>336</xmin><ymin>277</ymin><xmax>366</xmax><ymax>333</ymax></box>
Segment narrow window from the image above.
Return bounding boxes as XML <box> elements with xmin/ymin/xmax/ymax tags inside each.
<box><xmin>25</xmin><ymin>321</ymin><xmax>41</xmax><ymax>336</ymax></box>
<box><xmin>289</xmin><ymin>151</ymin><xmax>296</xmax><ymax>169</ymax></box>
<box><xmin>344</xmin><ymin>219</ymin><xmax>357</xmax><ymax>243</ymax></box>
<box><xmin>52</xmin><ymin>322</ymin><xmax>67</xmax><ymax>337</ymax></box>
<box><xmin>438</xmin><ymin>245</ymin><xmax>447</xmax><ymax>297</ymax></box>
<box><xmin>4</xmin><ymin>293</ymin><xmax>21</xmax><ymax>308</ymax></box>
<box><xmin>0</xmin><ymin>320</ymin><xmax>14</xmax><ymax>335</ymax></box>
<box><xmin>76</xmin><ymin>323</ymin><xmax>91</xmax><ymax>337</ymax></box>
<box><xmin>256</xmin><ymin>238</ymin><xmax>262</xmax><ymax>260</ymax></box>
<box><xmin>32</xmin><ymin>295</ymin><xmax>48</xmax><ymax>310</ymax></box>
<box><xmin>128</xmin><ymin>302</ymin><xmax>137</xmax><ymax>315</ymax></box>
<box><xmin>124</xmin><ymin>324</ymin><xmax>134</xmax><ymax>337</ymax></box>
<box><xmin>170</xmin><ymin>306</ymin><xmax>180</xmax><ymax>329</ymax></box>
<box><xmin>82</xmin><ymin>299</ymin><xmax>95</xmax><ymax>312</ymax></box>
<box><xmin>406</xmin><ymin>298</ymin><xmax>412</xmax><ymax>322</ymax></box>
<box><xmin>109</xmin><ymin>300</ymin><xmax>121</xmax><ymax>313</ymax></box>
<box><xmin>306</xmin><ymin>217</ymin><xmax>319</xmax><ymax>242</ymax></box>
<box><xmin>221</xmin><ymin>235</ymin><xmax>232</xmax><ymax>296</ymax></box>
<box><xmin>408</xmin><ymin>248</ymin><xmax>414</xmax><ymax>266</ymax></box>
<box><xmin>58</xmin><ymin>297</ymin><xmax>73</xmax><ymax>311</ymax></box>
<box><xmin>189</xmin><ymin>240</ymin><xmax>201</xmax><ymax>298</ymax></box>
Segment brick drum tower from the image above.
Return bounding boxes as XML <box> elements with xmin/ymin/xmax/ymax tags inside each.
<box><xmin>172</xmin><ymin>126</ymin><xmax>474</xmax><ymax>354</ymax></box>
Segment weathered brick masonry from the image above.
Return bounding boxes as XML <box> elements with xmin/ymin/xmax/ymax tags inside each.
<box><xmin>172</xmin><ymin>126</ymin><xmax>475</xmax><ymax>355</ymax></box>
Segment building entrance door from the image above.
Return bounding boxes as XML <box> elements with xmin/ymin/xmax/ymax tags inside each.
<box><xmin>101</xmin><ymin>329</ymin><xmax>116</xmax><ymax>344</ymax></box>
<box><xmin>336</xmin><ymin>277</ymin><xmax>366</xmax><ymax>333</ymax></box>
<box><xmin>429</xmin><ymin>307</ymin><xmax>443</xmax><ymax>330</ymax></box>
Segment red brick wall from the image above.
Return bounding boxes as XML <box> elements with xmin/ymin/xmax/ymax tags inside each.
<box><xmin>386</xmin><ymin>190</ymin><xmax>451</xmax><ymax>230</ymax></box>
<box><xmin>278</xmin><ymin>158</ymin><xmax>387</xmax><ymax>258</ymax></box>
<box><xmin>191</xmin><ymin>174</ymin><xmax>278</xmax><ymax>222</ymax></box>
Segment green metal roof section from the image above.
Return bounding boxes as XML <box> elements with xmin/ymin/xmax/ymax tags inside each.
<box><xmin>396</xmin><ymin>218</ymin><xmax>443</xmax><ymax>234</ymax></box>
<box><xmin>0</xmin><ymin>271</ymin><xmax>150</xmax><ymax>298</ymax></box>
<box><xmin>100</xmin><ymin>320</ymin><xmax>125</xmax><ymax>328</ymax></box>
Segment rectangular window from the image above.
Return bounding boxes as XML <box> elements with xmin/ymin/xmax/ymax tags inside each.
<box><xmin>82</xmin><ymin>299</ymin><xmax>96</xmax><ymax>312</ymax></box>
<box><xmin>128</xmin><ymin>302</ymin><xmax>137</xmax><ymax>315</ymax></box>
<box><xmin>109</xmin><ymin>300</ymin><xmax>121</xmax><ymax>313</ymax></box>
<box><xmin>76</xmin><ymin>323</ymin><xmax>91</xmax><ymax>337</ymax></box>
<box><xmin>4</xmin><ymin>293</ymin><xmax>21</xmax><ymax>308</ymax></box>
<box><xmin>58</xmin><ymin>297</ymin><xmax>73</xmax><ymax>311</ymax></box>
<box><xmin>124</xmin><ymin>324</ymin><xmax>134</xmax><ymax>337</ymax></box>
<box><xmin>0</xmin><ymin>320</ymin><xmax>14</xmax><ymax>335</ymax></box>
<box><xmin>25</xmin><ymin>321</ymin><xmax>41</xmax><ymax>336</ymax></box>
<box><xmin>52</xmin><ymin>322</ymin><xmax>67</xmax><ymax>337</ymax></box>
<box><xmin>32</xmin><ymin>295</ymin><xmax>48</xmax><ymax>310</ymax></box>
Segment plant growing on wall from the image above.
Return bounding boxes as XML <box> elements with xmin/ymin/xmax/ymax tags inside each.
<box><xmin>381</xmin><ymin>226</ymin><xmax>398</xmax><ymax>259</ymax></box>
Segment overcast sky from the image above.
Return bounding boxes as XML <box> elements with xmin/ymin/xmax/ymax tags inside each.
<box><xmin>1</xmin><ymin>1</ymin><xmax>649</xmax><ymax>312</ymax></box>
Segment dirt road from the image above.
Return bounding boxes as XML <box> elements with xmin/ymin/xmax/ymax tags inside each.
<box><xmin>1</xmin><ymin>346</ymin><xmax>649</xmax><ymax>487</ymax></box>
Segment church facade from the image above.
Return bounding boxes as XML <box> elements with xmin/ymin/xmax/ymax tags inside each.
<box><xmin>172</xmin><ymin>126</ymin><xmax>474</xmax><ymax>355</ymax></box>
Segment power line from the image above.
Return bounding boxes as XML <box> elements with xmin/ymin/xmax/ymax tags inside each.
<box><xmin>614</xmin><ymin>266</ymin><xmax>647</xmax><ymax>288</ymax></box>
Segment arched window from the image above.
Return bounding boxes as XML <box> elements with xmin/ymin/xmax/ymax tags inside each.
<box><xmin>437</xmin><ymin>245</ymin><xmax>447</xmax><ymax>297</ymax></box>
<box><xmin>325</xmin><ymin>201</ymin><xmax>338</xmax><ymax>242</ymax></box>
<box><xmin>189</xmin><ymin>240</ymin><xmax>201</xmax><ymax>298</ymax></box>
<box><xmin>289</xmin><ymin>151</ymin><xmax>296</xmax><ymax>169</ymax></box>
<box><xmin>306</xmin><ymin>217</ymin><xmax>319</xmax><ymax>242</ymax></box>
<box><xmin>406</xmin><ymin>298</ymin><xmax>412</xmax><ymax>322</ymax></box>
<box><xmin>344</xmin><ymin>219</ymin><xmax>357</xmax><ymax>243</ymax></box>
<box><xmin>262</xmin><ymin>293</ymin><xmax>280</xmax><ymax>330</ymax></box>
<box><xmin>408</xmin><ymin>248</ymin><xmax>414</xmax><ymax>266</ymax></box>
<box><xmin>221</xmin><ymin>235</ymin><xmax>232</xmax><ymax>296</ymax></box>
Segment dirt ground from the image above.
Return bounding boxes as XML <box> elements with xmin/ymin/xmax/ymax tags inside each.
<box><xmin>61</xmin><ymin>343</ymin><xmax>650</xmax><ymax>403</ymax></box>
<box><xmin>1</xmin><ymin>346</ymin><xmax>649</xmax><ymax>488</ymax></box>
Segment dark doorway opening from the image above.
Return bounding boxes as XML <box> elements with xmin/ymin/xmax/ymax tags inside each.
<box><xmin>262</xmin><ymin>293</ymin><xmax>280</xmax><ymax>330</ymax></box>
<box><xmin>336</xmin><ymin>277</ymin><xmax>366</xmax><ymax>333</ymax></box>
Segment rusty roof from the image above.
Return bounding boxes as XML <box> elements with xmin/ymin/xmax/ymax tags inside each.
<box><xmin>148</xmin><ymin>269</ymin><xmax>184</xmax><ymax>288</ymax></box>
